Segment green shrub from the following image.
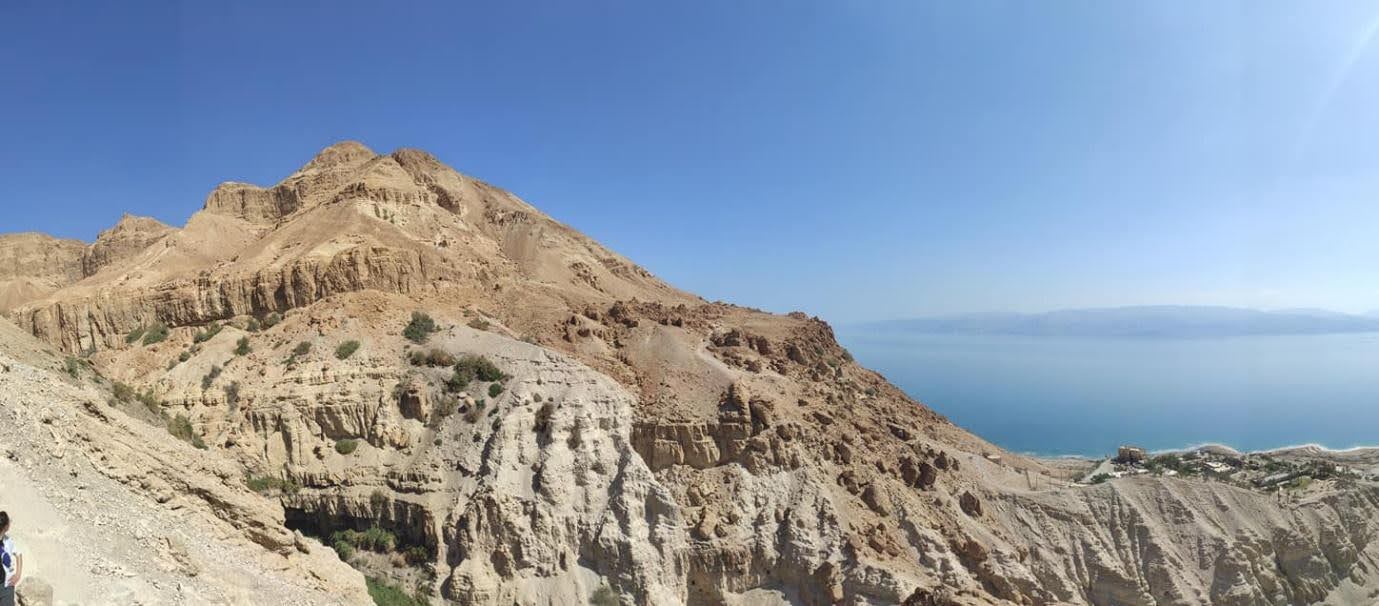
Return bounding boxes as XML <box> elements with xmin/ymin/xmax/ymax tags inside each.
<box><xmin>448</xmin><ymin>355</ymin><xmax>506</xmax><ymax>391</ymax></box>
<box><xmin>202</xmin><ymin>365</ymin><xmax>222</xmax><ymax>390</ymax></box>
<box><xmin>112</xmin><ymin>382</ymin><xmax>135</xmax><ymax>402</ymax></box>
<box><xmin>125</xmin><ymin>327</ymin><xmax>147</xmax><ymax>344</ymax></box>
<box><xmin>193</xmin><ymin>322</ymin><xmax>223</xmax><ymax>344</ymax></box>
<box><xmin>332</xmin><ymin>526</ymin><xmax>396</xmax><ymax>553</ymax></box>
<box><xmin>136</xmin><ymin>387</ymin><xmax>163</xmax><ymax>416</ymax></box>
<box><xmin>245</xmin><ymin>317</ymin><xmax>261</xmax><ymax>332</ymax></box>
<box><xmin>235</xmin><ymin>336</ymin><xmax>252</xmax><ymax>356</ymax></box>
<box><xmin>142</xmin><ymin>323</ymin><xmax>170</xmax><ymax>346</ymax></box>
<box><xmin>1089</xmin><ymin>473</ymin><xmax>1112</xmax><ymax>485</ymax></box>
<box><xmin>261</xmin><ymin>312</ymin><xmax>281</xmax><ymax>329</ymax></box>
<box><xmin>178</xmin><ymin>351</ymin><xmax>191</xmax><ymax>363</ymax></box>
<box><xmin>410</xmin><ymin>348</ymin><xmax>455</xmax><ymax>367</ymax></box>
<box><xmin>335</xmin><ymin>340</ymin><xmax>361</xmax><ymax>360</ymax></box>
<box><xmin>403</xmin><ymin>311</ymin><xmax>438</xmax><ymax>344</ymax></box>
<box><xmin>365</xmin><ymin>577</ymin><xmax>426</xmax><ymax>606</ymax></box>
<box><xmin>333</xmin><ymin>540</ymin><xmax>355</xmax><ymax>561</ymax></box>
<box><xmin>168</xmin><ymin>414</ymin><xmax>207</xmax><ymax>449</ymax></box>
<box><xmin>246</xmin><ymin>474</ymin><xmax>300</xmax><ymax>495</ymax></box>
<box><xmin>293</xmin><ymin>341</ymin><xmax>312</xmax><ymax>356</ymax></box>
<box><xmin>404</xmin><ymin>545</ymin><xmax>431</xmax><ymax>565</ymax></box>
<box><xmin>64</xmin><ymin>356</ymin><xmax>82</xmax><ymax>379</ymax></box>
<box><xmin>488</xmin><ymin>382</ymin><xmax>503</xmax><ymax>398</ymax></box>
<box><xmin>224</xmin><ymin>381</ymin><xmax>241</xmax><ymax>406</ymax></box>
<box><xmin>335</xmin><ymin>439</ymin><xmax>359</xmax><ymax>455</ymax></box>
<box><xmin>467</xmin><ymin>318</ymin><xmax>491</xmax><ymax>331</ymax></box>
<box><xmin>590</xmin><ymin>585</ymin><xmax>620</xmax><ymax>606</ymax></box>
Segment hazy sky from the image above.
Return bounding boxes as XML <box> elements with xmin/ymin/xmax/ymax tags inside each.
<box><xmin>4</xmin><ymin>2</ymin><xmax>1379</xmax><ymax>322</ymax></box>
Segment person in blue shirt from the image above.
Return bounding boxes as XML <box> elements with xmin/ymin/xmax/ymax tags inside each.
<box><xmin>0</xmin><ymin>511</ymin><xmax>22</xmax><ymax>606</ymax></box>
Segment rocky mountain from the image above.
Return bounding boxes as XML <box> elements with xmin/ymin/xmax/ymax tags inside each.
<box><xmin>3</xmin><ymin>142</ymin><xmax>1379</xmax><ymax>605</ymax></box>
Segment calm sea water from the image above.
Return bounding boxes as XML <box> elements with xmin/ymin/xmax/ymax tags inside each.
<box><xmin>837</xmin><ymin>330</ymin><xmax>1379</xmax><ymax>456</ymax></box>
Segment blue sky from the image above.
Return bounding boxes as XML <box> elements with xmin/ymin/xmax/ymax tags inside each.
<box><xmin>4</xmin><ymin>1</ymin><xmax>1379</xmax><ymax>322</ymax></box>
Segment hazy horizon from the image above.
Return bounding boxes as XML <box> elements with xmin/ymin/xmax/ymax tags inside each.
<box><xmin>5</xmin><ymin>2</ymin><xmax>1379</xmax><ymax>322</ymax></box>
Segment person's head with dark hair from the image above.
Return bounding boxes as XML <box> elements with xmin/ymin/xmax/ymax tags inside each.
<box><xmin>0</xmin><ymin>512</ymin><xmax>8</xmax><ymax>535</ymax></box>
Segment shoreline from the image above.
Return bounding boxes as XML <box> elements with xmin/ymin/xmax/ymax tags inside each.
<box><xmin>1025</xmin><ymin>441</ymin><xmax>1379</xmax><ymax>461</ymax></box>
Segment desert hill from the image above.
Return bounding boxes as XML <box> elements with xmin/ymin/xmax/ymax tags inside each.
<box><xmin>3</xmin><ymin>143</ymin><xmax>1379</xmax><ymax>605</ymax></box>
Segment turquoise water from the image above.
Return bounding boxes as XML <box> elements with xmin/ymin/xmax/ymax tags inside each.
<box><xmin>837</xmin><ymin>330</ymin><xmax>1379</xmax><ymax>456</ymax></box>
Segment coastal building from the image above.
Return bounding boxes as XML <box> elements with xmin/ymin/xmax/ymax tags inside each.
<box><xmin>1116</xmin><ymin>445</ymin><xmax>1148</xmax><ymax>464</ymax></box>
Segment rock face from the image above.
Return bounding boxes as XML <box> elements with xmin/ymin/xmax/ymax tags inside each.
<box><xmin>5</xmin><ymin>142</ymin><xmax>1379</xmax><ymax>605</ymax></box>
<box><xmin>0</xmin><ymin>318</ymin><xmax>368</xmax><ymax>605</ymax></box>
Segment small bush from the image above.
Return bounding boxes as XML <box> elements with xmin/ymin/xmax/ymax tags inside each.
<box><xmin>590</xmin><ymin>585</ymin><xmax>620</xmax><ymax>606</ymax></box>
<box><xmin>410</xmin><ymin>348</ymin><xmax>455</xmax><ymax>367</ymax></box>
<box><xmin>193</xmin><ymin>322</ymin><xmax>223</xmax><ymax>344</ymax></box>
<box><xmin>142</xmin><ymin>323</ymin><xmax>170</xmax><ymax>346</ymax></box>
<box><xmin>178</xmin><ymin>351</ymin><xmax>191</xmax><ymax>363</ymax></box>
<box><xmin>488</xmin><ymin>382</ymin><xmax>503</xmax><ymax>398</ymax></box>
<box><xmin>366</xmin><ymin>577</ymin><xmax>426</xmax><ymax>606</ymax></box>
<box><xmin>168</xmin><ymin>414</ymin><xmax>207</xmax><ymax>449</ymax></box>
<box><xmin>448</xmin><ymin>355</ymin><xmax>506</xmax><ymax>391</ymax></box>
<box><xmin>112</xmin><ymin>382</ymin><xmax>135</xmax><ymax>402</ymax></box>
<box><xmin>235</xmin><ymin>336</ymin><xmax>252</xmax><ymax>356</ymax></box>
<box><xmin>125</xmin><ymin>327</ymin><xmax>146</xmax><ymax>344</ymax></box>
<box><xmin>335</xmin><ymin>340</ymin><xmax>361</xmax><ymax>360</ymax></box>
<box><xmin>335</xmin><ymin>439</ymin><xmax>359</xmax><ymax>455</ymax></box>
<box><xmin>403</xmin><ymin>311</ymin><xmax>438</xmax><ymax>344</ymax></box>
<box><xmin>293</xmin><ymin>341</ymin><xmax>312</xmax><ymax>356</ymax></box>
<box><xmin>64</xmin><ymin>356</ymin><xmax>82</xmax><ymax>379</ymax></box>
<box><xmin>224</xmin><ymin>381</ymin><xmax>241</xmax><ymax>406</ymax></box>
<box><xmin>404</xmin><ymin>545</ymin><xmax>430</xmax><ymax>565</ymax></box>
<box><xmin>332</xmin><ymin>526</ymin><xmax>396</xmax><ymax>553</ymax></box>
<box><xmin>467</xmin><ymin>318</ymin><xmax>491</xmax><ymax>331</ymax></box>
<box><xmin>333</xmin><ymin>540</ymin><xmax>355</xmax><ymax>561</ymax></box>
<box><xmin>1089</xmin><ymin>473</ymin><xmax>1112</xmax><ymax>485</ymax></box>
<box><xmin>246</xmin><ymin>474</ymin><xmax>300</xmax><ymax>495</ymax></box>
<box><xmin>245</xmin><ymin>317</ymin><xmax>261</xmax><ymax>332</ymax></box>
<box><xmin>201</xmin><ymin>365</ymin><xmax>222</xmax><ymax>391</ymax></box>
<box><xmin>261</xmin><ymin>312</ymin><xmax>281</xmax><ymax>329</ymax></box>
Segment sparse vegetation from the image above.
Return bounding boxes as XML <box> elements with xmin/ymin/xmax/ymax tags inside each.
<box><xmin>447</xmin><ymin>355</ymin><xmax>506</xmax><ymax>391</ymax></box>
<box><xmin>245</xmin><ymin>317</ymin><xmax>261</xmax><ymax>332</ymax></box>
<box><xmin>590</xmin><ymin>585</ymin><xmax>620</xmax><ymax>606</ymax></box>
<box><xmin>333</xmin><ymin>526</ymin><xmax>396</xmax><ymax>553</ymax></box>
<box><xmin>64</xmin><ymin>355</ymin><xmax>83</xmax><ymax>379</ymax></box>
<box><xmin>403</xmin><ymin>311</ymin><xmax>438</xmax><ymax>344</ymax></box>
<box><xmin>112</xmin><ymin>381</ymin><xmax>136</xmax><ymax>402</ymax></box>
<box><xmin>125</xmin><ymin>327</ymin><xmax>146</xmax><ymax>344</ymax></box>
<box><xmin>224</xmin><ymin>381</ymin><xmax>241</xmax><ymax>407</ymax></box>
<box><xmin>286</xmin><ymin>341</ymin><xmax>312</xmax><ymax>366</ymax></box>
<box><xmin>260</xmin><ymin>312</ymin><xmax>281</xmax><ymax>329</ymax></box>
<box><xmin>335</xmin><ymin>439</ymin><xmax>359</xmax><ymax>455</ymax></box>
<box><xmin>193</xmin><ymin>322</ymin><xmax>223</xmax><ymax>344</ymax></box>
<box><xmin>408</xmin><ymin>348</ymin><xmax>455</xmax><ymax>367</ymax></box>
<box><xmin>178</xmin><ymin>350</ymin><xmax>191</xmax><ymax>363</ymax></box>
<box><xmin>142</xmin><ymin>322</ymin><xmax>170</xmax><ymax>346</ymax></box>
<box><xmin>488</xmin><ymin>382</ymin><xmax>504</xmax><ymax>397</ymax></box>
<box><xmin>467</xmin><ymin>318</ymin><xmax>491</xmax><ymax>331</ymax></box>
<box><xmin>202</xmin><ymin>365</ymin><xmax>222</xmax><ymax>390</ymax></box>
<box><xmin>235</xmin><ymin>336</ymin><xmax>252</xmax><ymax>356</ymax></box>
<box><xmin>1089</xmin><ymin>473</ymin><xmax>1112</xmax><ymax>485</ymax></box>
<box><xmin>245</xmin><ymin>474</ymin><xmax>300</xmax><ymax>495</ymax></box>
<box><xmin>333</xmin><ymin>540</ymin><xmax>355</xmax><ymax>561</ymax></box>
<box><xmin>365</xmin><ymin>577</ymin><xmax>427</xmax><ymax>606</ymax></box>
<box><xmin>168</xmin><ymin>414</ymin><xmax>207</xmax><ymax>449</ymax></box>
<box><xmin>336</xmin><ymin>340</ymin><xmax>361</xmax><ymax>360</ymax></box>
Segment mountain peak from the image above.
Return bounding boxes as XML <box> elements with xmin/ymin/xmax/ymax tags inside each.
<box><xmin>303</xmin><ymin>140</ymin><xmax>376</xmax><ymax>171</ymax></box>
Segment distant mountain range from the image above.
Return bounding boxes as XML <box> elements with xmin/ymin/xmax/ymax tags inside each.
<box><xmin>868</xmin><ymin>306</ymin><xmax>1379</xmax><ymax>337</ymax></box>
